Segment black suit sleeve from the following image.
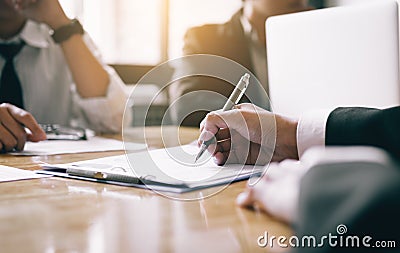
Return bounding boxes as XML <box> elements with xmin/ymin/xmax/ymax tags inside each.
<box><xmin>326</xmin><ymin>106</ymin><xmax>400</xmax><ymax>158</ymax></box>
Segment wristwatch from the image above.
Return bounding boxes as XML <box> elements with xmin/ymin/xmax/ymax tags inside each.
<box><xmin>51</xmin><ymin>19</ymin><xmax>84</xmax><ymax>44</ymax></box>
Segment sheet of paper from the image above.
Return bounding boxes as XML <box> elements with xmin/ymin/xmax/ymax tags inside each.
<box><xmin>134</xmin><ymin>145</ymin><xmax>263</xmax><ymax>184</ymax></box>
<box><xmin>0</xmin><ymin>165</ymin><xmax>51</xmax><ymax>182</ymax></box>
<box><xmin>9</xmin><ymin>136</ymin><xmax>147</xmax><ymax>156</ymax></box>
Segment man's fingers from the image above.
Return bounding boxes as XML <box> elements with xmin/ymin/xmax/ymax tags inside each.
<box><xmin>198</xmin><ymin>130</ymin><xmax>215</xmax><ymax>143</ymax></box>
<box><xmin>0</xmin><ymin>107</ymin><xmax>28</xmax><ymax>151</ymax></box>
<box><xmin>213</xmin><ymin>151</ymin><xmax>228</xmax><ymax>166</ymax></box>
<box><xmin>198</xmin><ymin>127</ymin><xmax>230</xmax><ymax>148</ymax></box>
<box><xmin>0</xmin><ymin>123</ymin><xmax>18</xmax><ymax>152</ymax></box>
<box><xmin>6</xmin><ymin>104</ymin><xmax>46</xmax><ymax>142</ymax></box>
<box><xmin>215</xmin><ymin>149</ymin><xmax>240</xmax><ymax>165</ymax></box>
<box><xmin>236</xmin><ymin>188</ymin><xmax>256</xmax><ymax>207</ymax></box>
<box><xmin>206</xmin><ymin>142</ymin><xmax>218</xmax><ymax>155</ymax></box>
<box><xmin>198</xmin><ymin>110</ymin><xmax>238</xmax><ymax>145</ymax></box>
<box><xmin>0</xmin><ymin>104</ymin><xmax>27</xmax><ymax>151</ymax></box>
<box><xmin>201</xmin><ymin>112</ymin><xmax>229</xmax><ymax>137</ymax></box>
<box><xmin>216</xmin><ymin>139</ymin><xmax>231</xmax><ymax>154</ymax></box>
<box><xmin>235</xmin><ymin>103</ymin><xmax>254</xmax><ymax>111</ymax></box>
<box><xmin>235</xmin><ymin>103</ymin><xmax>263</xmax><ymax>113</ymax></box>
<box><xmin>215</xmin><ymin>128</ymin><xmax>230</xmax><ymax>141</ymax></box>
<box><xmin>236</xmin><ymin>182</ymin><xmax>269</xmax><ymax>212</ymax></box>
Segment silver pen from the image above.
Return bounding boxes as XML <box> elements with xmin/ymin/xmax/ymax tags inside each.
<box><xmin>195</xmin><ymin>73</ymin><xmax>250</xmax><ymax>163</ymax></box>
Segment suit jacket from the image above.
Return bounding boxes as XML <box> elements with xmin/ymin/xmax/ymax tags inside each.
<box><xmin>326</xmin><ymin>106</ymin><xmax>400</xmax><ymax>159</ymax></box>
<box><xmin>168</xmin><ymin>10</ymin><xmax>269</xmax><ymax>126</ymax></box>
<box><xmin>293</xmin><ymin>107</ymin><xmax>400</xmax><ymax>252</ymax></box>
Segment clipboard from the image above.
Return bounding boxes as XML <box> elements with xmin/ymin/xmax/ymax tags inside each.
<box><xmin>36</xmin><ymin>146</ymin><xmax>264</xmax><ymax>193</ymax></box>
<box><xmin>37</xmin><ymin>164</ymin><xmax>261</xmax><ymax>193</ymax></box>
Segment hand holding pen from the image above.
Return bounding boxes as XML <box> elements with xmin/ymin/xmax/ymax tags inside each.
<box><xmin>197</xmin><ymin>99</ymin><xmax>299</xmax><ymax>165</ymax></box>
<box><xmin>195</xmin><ymin>73</ymin><xmax>250</xmax><ymax>163</ymax></box>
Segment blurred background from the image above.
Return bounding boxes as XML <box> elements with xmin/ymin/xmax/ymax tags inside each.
<box><xmin>57</xmin><ymin>0</ymin><xmax>380</xmax><ymax>126</ymax></box>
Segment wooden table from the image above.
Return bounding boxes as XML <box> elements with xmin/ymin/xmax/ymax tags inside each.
<box><xmin>0</xmin><ymin>126</ymin><xmax>291</xmax><ymax>253</ymax></box>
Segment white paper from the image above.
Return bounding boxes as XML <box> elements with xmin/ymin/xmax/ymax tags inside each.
<box><xmin>9</xmin><ymin>136</ymin><xmax>147</xmax><ymax>156</ymax></box>
<box><xmin>0</xmin><ymin>165</ymin><xmax>51</xmax><ymax>182</ymax></box>
<box><xmin>145</xmin><ymin>145</ymin><xmax>258</xmax><ymax>182</ymax></box>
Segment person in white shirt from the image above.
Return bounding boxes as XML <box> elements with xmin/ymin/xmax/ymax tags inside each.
<box><xmin>0</xmin><ymin>0</ymin><xmax>128</xmax><ymax>152</ymax></box>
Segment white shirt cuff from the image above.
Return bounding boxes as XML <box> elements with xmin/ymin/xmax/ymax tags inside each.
<box><xmin>297</xmin><ymin>109</ymin><xmax>332</xmax><ymax>158</ymax></box>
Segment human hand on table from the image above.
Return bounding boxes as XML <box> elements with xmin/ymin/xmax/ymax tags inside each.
<box><xmin>236</xmin><ymin>159</ymin><xmax>308</xmax><ymax>223</ymax></box>
<box><xmin>0</xmin><ymin>103</ymin><xmax>46</xmax><ymax>152</ymax></box>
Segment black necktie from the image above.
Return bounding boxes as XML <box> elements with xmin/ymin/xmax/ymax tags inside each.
<box><xmin>0</xmin><ymin>41</ymin><xmax>26</xmax><ymax>109</ymax></box>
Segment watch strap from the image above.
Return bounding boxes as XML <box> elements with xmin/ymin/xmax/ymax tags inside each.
<box><xmin>51</xmin><ymin>19</ymin><xmax>84</xmax><ymax>44</ymax></box>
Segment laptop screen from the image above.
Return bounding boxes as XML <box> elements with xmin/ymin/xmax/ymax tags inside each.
<box><xmin>266</xmin><ymin>1</ymin><xmax>400</xmax><ymax>118</ymax></box>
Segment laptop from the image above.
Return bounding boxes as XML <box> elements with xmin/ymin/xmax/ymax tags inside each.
<box><xmin>266</xmin><ymin>0</ymin><xmax>400</xmax><ymax>118</ymax></box>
